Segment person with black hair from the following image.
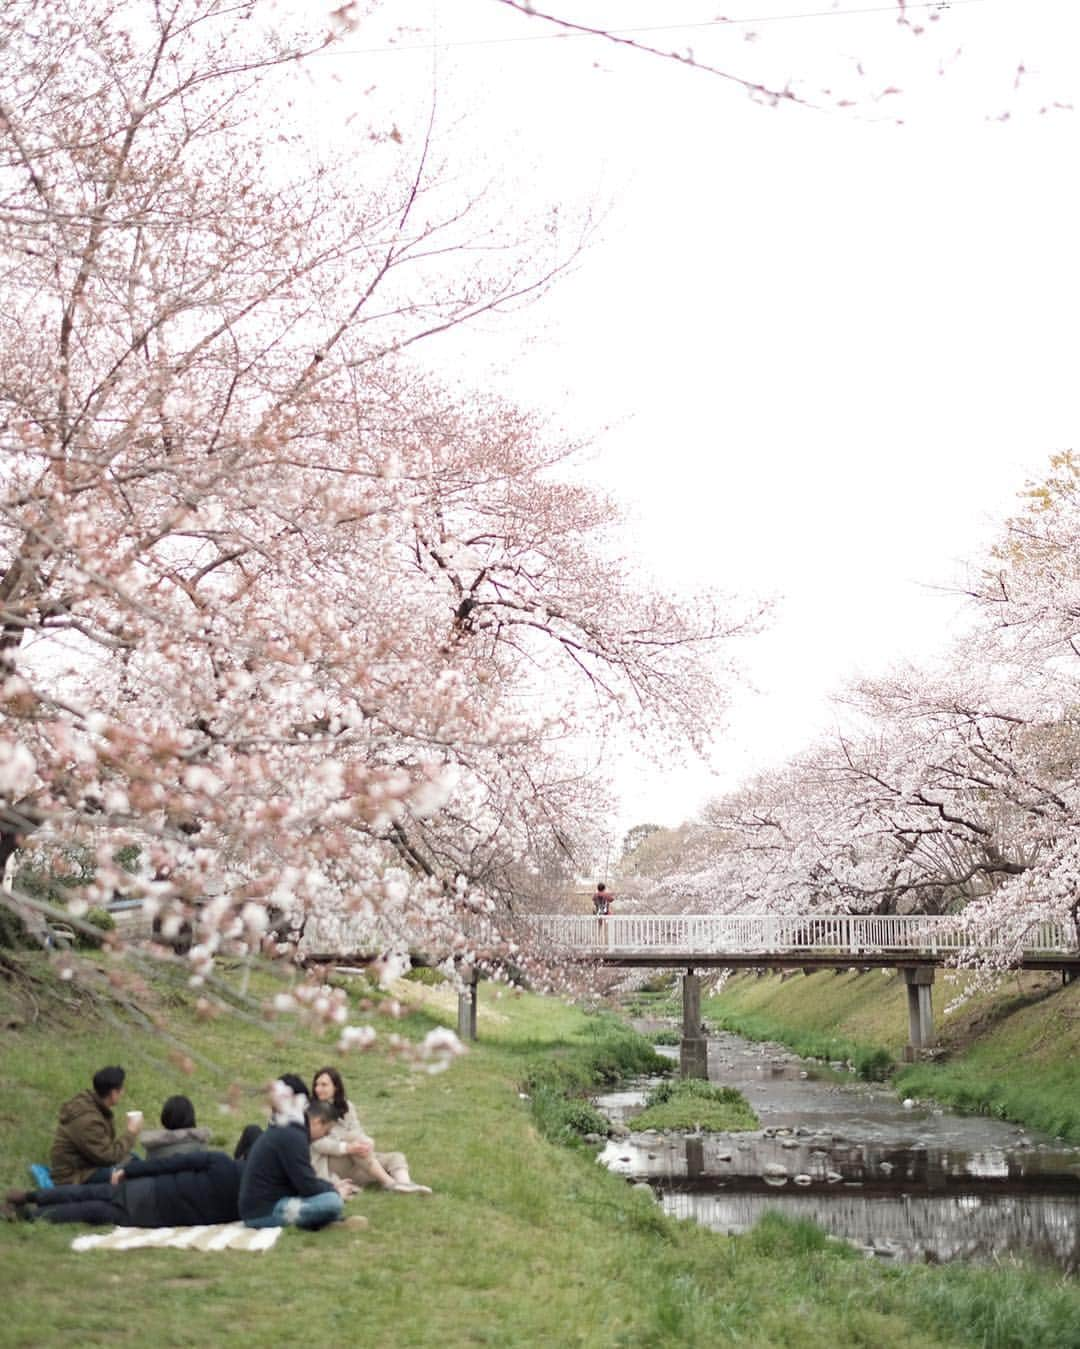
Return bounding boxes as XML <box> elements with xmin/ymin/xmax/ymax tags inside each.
<box><xmin>275</xmin><ymin>1074</ymin><xmax>310</xmax><ymax>1116</ymax></box>
<box><xmin>239</xmin><ymin>1099</ymin><xmax>362</xmax><ymax>1231</ymax></box>
<box><xmin>229</xmin><ymin>1070</ymin><xmax>310</xmax><ymax>1163</ymax></box>
<box><xmin>233</xmin><ymin>1123</ymin><xmax>264</xmax><ymax>1161</ymax></box>
<box><xmin>592</xmin><ymin>881</ymin><xmax>613</xmax><ymax>946</ymax></box>
<box><xmin>49</xmin><ymin>1066</ymin><xmax>142</xmax><ymax>1185</ymax></box>
<box><xmin>310</xmin><ymin>1066</ymin><xmax>431</xmax><ymax>1194</ymax></box>
<box><xmin>139</xmin><ymin>1095</ymin><xmax>212</xmax><ymax>1159</ymax></box>
<box><xmin>592</xmin><ymin>881</ymin><xmax>613</xmax><ymax>917</ymax></box>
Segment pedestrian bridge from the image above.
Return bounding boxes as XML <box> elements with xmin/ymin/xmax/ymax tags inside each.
<box><xmin>524</xmin><ymin>912</ymin><xmax>1080</xmax><ymax>1074</ymax></box>
<box><xmin>524</xmin><ymin>913</ymin><xmax>1080</xmax><ymax>971</ymax></box>
<box><xmin>299</xmin><ymin>909</ymin><xmax>1080</xmax><ymax>1073</ymax></box>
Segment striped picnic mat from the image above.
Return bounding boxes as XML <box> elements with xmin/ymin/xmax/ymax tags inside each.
<box><xmin>71</xmin><ymin>1222</ymin><xmax>281</xmax><ymax>1253</ymax></box>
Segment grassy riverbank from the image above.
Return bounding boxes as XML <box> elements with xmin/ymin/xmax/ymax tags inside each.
<box><xmin>4</xmin><ymin>954</ymin><xmax>1080</xmax><ymax>1348</ymax></box>
<box><xmin>702</xmin><ymin>968</ymin><xmax>1080</xmax><ymax>1141</ymax></box>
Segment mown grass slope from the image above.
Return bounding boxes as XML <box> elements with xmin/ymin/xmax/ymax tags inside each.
<box><xmin>4</xmin><ymin>953</ymin><xmax>1080</xmax><ymax>1348</ymax></box>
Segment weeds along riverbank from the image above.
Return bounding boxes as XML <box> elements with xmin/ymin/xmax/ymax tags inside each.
<box><xmin>685</xmin><ymin>967</ymin><xmax>1080</xmax><ymax>1143</ymax></box>
<box><xmin>4</xmin><ymin>952</ymin><xmax>1080</xmax><ymax>1348</ymax></box>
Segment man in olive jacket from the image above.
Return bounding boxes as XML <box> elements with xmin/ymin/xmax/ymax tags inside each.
<box><xmin>50</xmin><ymin>1066</ymin><xmax>141</xmax><ymax>1185</ymax></box>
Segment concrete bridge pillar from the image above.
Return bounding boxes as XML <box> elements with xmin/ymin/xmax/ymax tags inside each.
<box><xmin>902</xmin><ymin>966</ymin><xmax>935</xmax><ymax>1060</ymax></box>
<box><xmin>457</xmin><ymin>967</ymin><xmax>478</xmax><ymax>1042</ymax></box>
<box><xmin>680</xmin><ymin>969</ymin><xmax>708</xmax><ymax>1079</ymax></box>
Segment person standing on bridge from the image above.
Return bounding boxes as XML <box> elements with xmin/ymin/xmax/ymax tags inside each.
<box><xmin>592</xmin><ymin>882</ymin><xmax>613</xmax><ymax>944</ymax></box>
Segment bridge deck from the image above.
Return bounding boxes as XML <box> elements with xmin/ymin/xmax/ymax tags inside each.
<box><xmin>589</xmin><ymin>949</ymin><xmax>1080</xmax><ymax>971</ymax></box>
<box><xmin>523</xmin><ymin>914</ymin><xmax>1080</xmax><ymax>971</ymax></box>
<box><xmin>295</xmin><ymin>912</ymin><xmax>1080</xmax><ymax>973</ymax></box>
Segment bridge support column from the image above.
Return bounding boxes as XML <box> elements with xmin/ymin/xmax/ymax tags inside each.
<box><xmin>457</xmin><ymin>968</ymin><xmax>478</xmax><ymax>1042</ymax></box>
<box><xmin>680</xmin><ymin>970</ymin><xmax>708</xmax><ymax>1080</ymax></box>
<box><xmin>902</xmin><ymin>967</ymin><xmax>934</xmax><ymax>1060</ymax></box>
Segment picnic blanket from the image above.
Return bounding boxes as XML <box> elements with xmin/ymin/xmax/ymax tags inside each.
<box><xmin>71</xmin><ymin>1222</ymin><xmax>281</xmax><ymax>1253</ymax></box>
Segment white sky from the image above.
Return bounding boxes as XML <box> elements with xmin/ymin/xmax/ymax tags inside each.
<box><xmin>300</xmin><ymin>0</ymin><xmax>1080</xmax><ymax>833</ymax></box>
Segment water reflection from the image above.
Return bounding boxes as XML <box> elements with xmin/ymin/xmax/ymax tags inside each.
<box><xmin>595</xmin><ymin>1029</ymin><xmax>1080</xmax><ymax>1271</ymax></box>
<box><xmin>660</xmin><ymin>1188</ymin><xmax>1080</xmax><ymax>1269</ymax></box>
<box><xmin>600</xmin><ymin>1128</ymin><xmax>1080</xmax><ymax>1196</ymax></box>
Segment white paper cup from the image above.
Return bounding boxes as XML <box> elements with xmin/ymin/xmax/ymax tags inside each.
<box><xmin>126</xmin><ymin>1109</ymin><xmax>144</xmax><ymax>1129</ymax></box>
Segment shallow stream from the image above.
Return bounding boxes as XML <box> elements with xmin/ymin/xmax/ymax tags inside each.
<box><xmin>596</xmin><ymin>1031</ymin><xmax>1080</xmax><ymax>1270</ymax></box>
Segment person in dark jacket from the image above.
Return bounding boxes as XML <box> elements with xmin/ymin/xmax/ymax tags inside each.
<box><xmin>228</xmin><ymin>1068</ymin><xmax>308</xmax><ymax>1165</ymax></box>
<box><xmin>233</xmin><ymin>1123</ymin><xmax>264</xmax><ymax>1161</ymax></box>
<box><xmin>7</xmin><ymin>1150</ymin><xmax>242</xmax><ymax>1226</ymax></box>
<box><xmin>239</xmin><ymin>1099</ymin><xmax>352</xmax><ymax>1230</ymax></box>
<box><xmin>49</xmin><ymin>1066</ymin><xmax>142</xmax><ymax>1185</ymax></box>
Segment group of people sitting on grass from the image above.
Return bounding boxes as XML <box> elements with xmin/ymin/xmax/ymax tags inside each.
<box><xmin>4</xmin><ymin>1063</ymin><xmax>430</xmax><ymax>1232</ymax></box>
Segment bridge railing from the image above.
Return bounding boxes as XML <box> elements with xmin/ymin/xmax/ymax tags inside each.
<box><xmin>298</xmin><ymin>909</ymin><xmax>510</xmax><ymax>960</ymax></box>
<box><xmin>522</xmin><ymin>913</ymin><xmax>1077</xmax><ymax>956</ymax></box>
<box><xmin>291</xmin><ymin>908</ymin><xmax>1076</xmax><ymax>965</ymax></box>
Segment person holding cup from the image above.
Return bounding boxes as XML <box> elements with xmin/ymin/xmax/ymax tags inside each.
<box><xmin>49</xmin><ymin>1066</ymin><xmax>142</xmax><ymax>1185</ymax></box>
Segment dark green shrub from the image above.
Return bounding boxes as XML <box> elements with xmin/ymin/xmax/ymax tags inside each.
<box><xmin>645</xmin><ymin>1078</ymin><xmax>739</xmax><ymax>1107</ymax></box>
<box><xmin>578</xmin><ymin>1017</ymin><xmax>671</xmax><ymax>1083</ymax></box>
<box><xmin>522</xmin><ymin>1055</ymin><xmax>594</xmax><ymax>1099</ymax></box>
<box><xmin>523</xmin><ymin>1019</ymin><xmax>670</xmax><ymax>1145</ymax></box>
<box><xmin>114</xmin><ymin>844</ymin><xmax>142</xmax><ymax>872</ymax></box>
<box><xmin>853</xmin><ymin>1046</ymin><xmax>894</xmax><ymax>1081</ymax></box>
<box><xmin>0</xmin><ymin>903</ymin><xmax>34</xmax><ymax>950</ymax></box>
<box><xmin>13</xmin><ymin>845</ymin><xmax>95</xmax><ymax>905</ymax></box>
<box><xmin>76</xmin><ymin>907</ymin><xmax>116</xmax><ymax>949</ymax></box>
<box><xmin>648</xmin><ymin>1027</ymin><xmax>681</xmax><ymax>1046</ymax></box>
<box><xmin>403</xmin><ymin>964</ymin><xmax>446</xmax><ymax>985</ymax></box>
<box><xmin>529</xmin><ymin>1085</ymin><xmax>609</xmax><ymax>1144</ymax></box>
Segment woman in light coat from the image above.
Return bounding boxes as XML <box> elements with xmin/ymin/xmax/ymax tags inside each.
<box><xmin>309</xmin><ymin>1067</ymin><xmax>430</xmax><ymax>1194</ymax></box>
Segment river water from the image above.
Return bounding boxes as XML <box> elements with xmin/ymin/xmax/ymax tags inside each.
<box><xmin>595</xmin><ymin>1031</ymin><xmax>1080</xmax><ymax>1270</ymax></box>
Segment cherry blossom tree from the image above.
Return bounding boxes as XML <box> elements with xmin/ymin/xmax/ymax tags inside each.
<box><xmin>645</xmin><ymin>454</ymin><xmax>1080</xmax><ymax>965</ymax></box>
<box><xmin>0</xmin><ymin>0</ymin><xmax>750</xmax><ymax>1000</ymax></box>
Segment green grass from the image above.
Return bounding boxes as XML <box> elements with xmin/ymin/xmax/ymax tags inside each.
<box><xmin>894</xmin><ymin>1058</ymin><xmax>1080</xmax><ymax>1141</ymax></box>
<box><xmin>706</xmin><ymin>1005</ymin><xmax>899</xmax><ymax>1082</ymax></box>
<box><xmin>620</xmin><ymin>986</ymin><xmax>680</xmax><ymax>1020</ymax></box>
<box><xmin>704</xmin><ymin>968</ymin><xmax>911</xmax><ymax>1052</ymax></box>
<box><xmin>521</xmin><ymin>1013</ymin><xmax>672</xmax><ymax>1145</ymax></box>
<box><xmin>642</xmin><ymin>1026</ymin><xmax>681</xmax><ymax>1045</ymax></box>
<box><xmin>630</xmin><ymin>1080</ymin><xmax>759</xmax><ymax>1133</ymax></box>
<box><xmin>4</xmin><ymin>952</ymin><xmax>1080</xmax><ymax>1347</ymax></box>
